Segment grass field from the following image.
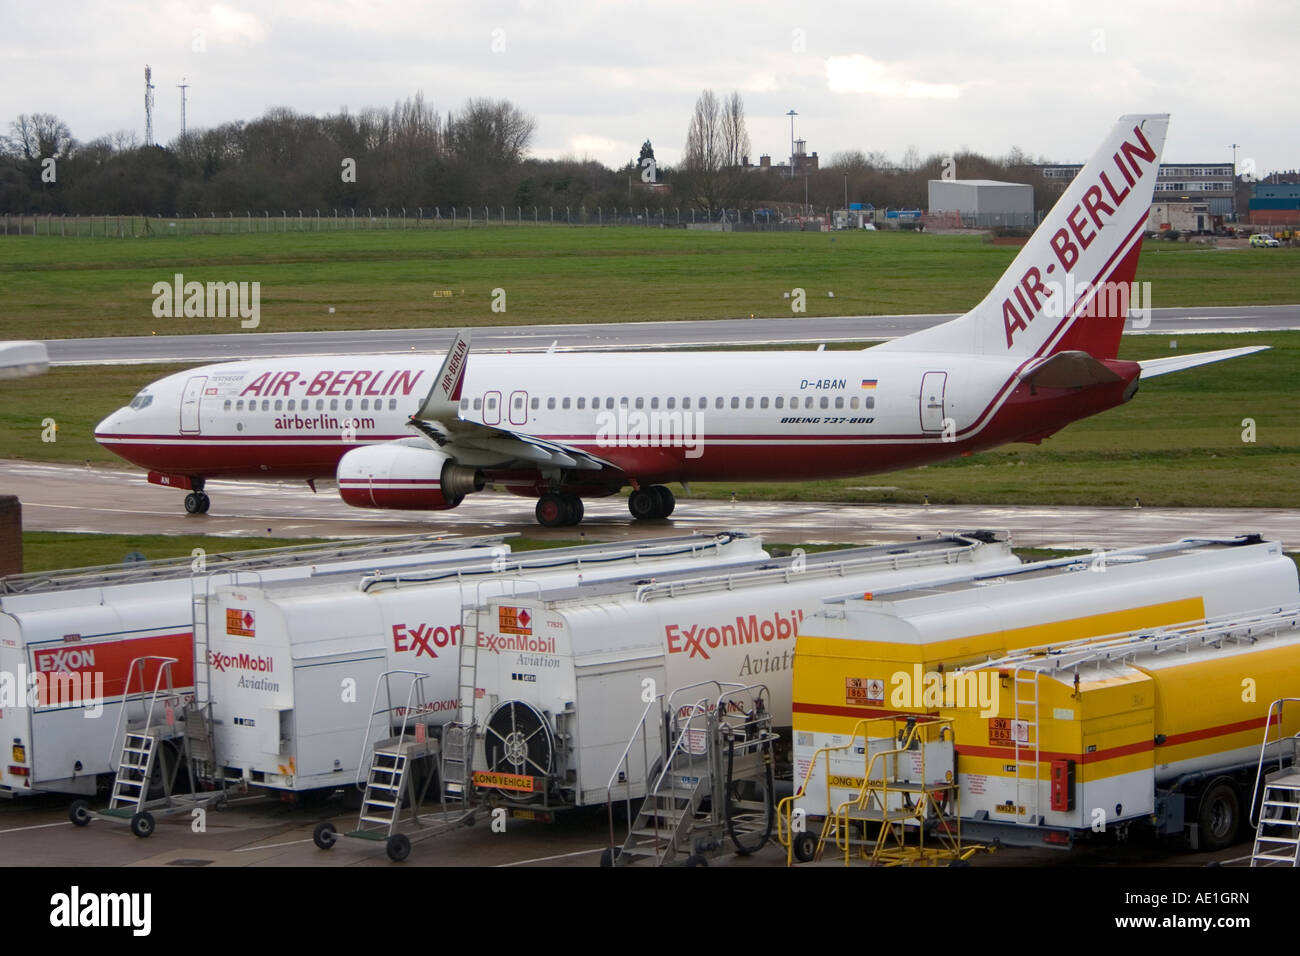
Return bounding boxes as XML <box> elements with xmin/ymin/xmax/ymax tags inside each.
<box><xmin>0</xmin><ymin>332</ymin><xmax>1293</xmax><ymax>507</ymax></box>
<box><xmin>0</xmin><ymin>228</ymin><xmax>1296</xmax><ymax>340</ymax></box>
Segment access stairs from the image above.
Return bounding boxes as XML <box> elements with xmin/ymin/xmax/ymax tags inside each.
<box><xmin>606</xmin><ymin>682</ymin><xmax>777</xmax><ymax>866</ymax></box>
<box><xmin>1250</xmin><ymin>698</ymin><xmax>1300</xmax><ymax>867</ymax></box>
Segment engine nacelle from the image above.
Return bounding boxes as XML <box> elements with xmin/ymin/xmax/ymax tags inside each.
<box><xmin>336</xmin><ymin>443</ymin><xmax>484</xmax><ymax>511</ymax></box>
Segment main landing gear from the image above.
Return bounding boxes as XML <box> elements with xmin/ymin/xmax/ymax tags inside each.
<box><xmin>535</xmin><ymin>492</ymin><xmax>584</xmax><ymax>528</ymax></box>
<box><xmin>183</xmin><ymin>479</ymin><xmax>211</xmax><ymax>514</ymax></box>
<box><xmin>628</xmin><ymin>485</ymin><xmax>675</xmax><ymax>521</ymax></box>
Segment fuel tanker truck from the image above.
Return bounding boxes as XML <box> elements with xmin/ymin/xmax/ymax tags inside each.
<box><xmin>0</xmin><ymin>533</ymin><xmax>510</xmax><ymax>797</ymax></box>
<box><xmin>453</xmin><ymin>532</ymin><xmax>1022</xmax><ymax>819</ymax></box>
<box><xmin>783</xmin><ymin>535</ymin><xmax>1300</xmax><ymax>859</ymax></box>
<box><xmin>205</xmin><ymin>532</ymin><xmax>770</xmax><ymax>794</ymax></box>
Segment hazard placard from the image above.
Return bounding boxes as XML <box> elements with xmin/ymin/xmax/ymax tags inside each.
<box><xmin>226</xmin><ymin>608</ymin><xmax>255</xmax><ymax>637</ymax></box>
<box><xmin>472</xmin><ymin>771</ymin><xmax>536</xmax><ymax>792</ymax></box>
<box><xmin>990</xmin><ymin>717</ymin><xmax>1012</xmax><ymax>745</ymax></box>
<box><xmin>498</xmin><ymin>606</ymin><xmax>532</xmax><ymax>635</ymax></box>
<box><xmin>845</xmin><ymin>677</ymin><xmax>885</xmax><ymax>706</ymax></box>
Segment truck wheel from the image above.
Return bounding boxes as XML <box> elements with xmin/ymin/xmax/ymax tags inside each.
<box><xmin>1196</xmin><ymin>779</ymin><xmax>1240</xmax><ymax>852</ymax></box>
<box><xmin>312</xmin><ymin>821</ymin><xmax>337</xmax><ymax>849</ymax></box>
<box><xmin>69</xmin><ymin>800</ymin><xmax>92</xmax><ymax>827</ymax></box>
<box><xmin>130</xmin><ymin>811</ymin><xmax>156</xmax><ymax>838</ymax></box>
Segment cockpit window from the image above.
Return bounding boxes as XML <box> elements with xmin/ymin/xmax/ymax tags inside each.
<box><xmin>128</xmin><ymin>392</ymin><xmax>154</xmax><ymax>410</ymax></box>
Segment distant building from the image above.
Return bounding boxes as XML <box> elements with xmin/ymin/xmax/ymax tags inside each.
<box><xmin>1148</xmin><ymin>201</ymin><xmax>1212</xmax><ymax>234</ymax></box>
<box><xmin>740</xmin><ymin>141</ymin><xmax>818</xmax><ymax>175</ymax></box>
<box><xmin>927</xmin><ymin>179</ymin><xmax>1034</xmax><ymax>227</ymax></box>
<box><xmin>1034</xmin><ymin>162</ymin><xmax>1236</xmax><ymax>218</ymax></box>
<box><xmin>1248</xmin><ymin>182</ymin><xmax>1300</xmax><ymax>225</ymax></box>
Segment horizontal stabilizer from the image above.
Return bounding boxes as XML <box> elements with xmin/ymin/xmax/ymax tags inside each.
<box><xmin>1019</xmin><ymin>350</ymin><xmax>1123</xmax><ymax>388</ymax></box>
<box><xmin>1138</xmin><ymin>345</ymin><xmax>1269</xmax><ymax>379</ymax></box>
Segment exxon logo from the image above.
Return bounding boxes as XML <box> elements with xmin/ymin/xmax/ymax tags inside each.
<box><xmin>209</xmin><ymin>651</ymin><xmax>273</xmax><ymax>674</ymax></box>
<box><xmin>34</xmin><ymin>647</ymin><xmax>97</xmax><ymax>673</ymax></box>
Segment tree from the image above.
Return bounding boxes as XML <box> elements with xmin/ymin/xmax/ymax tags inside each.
<box><xmin>679</xmin><ymin>90</ymin><xmax>752</xmax><ymax>213</ymax></box>
<box><xmin>5</xmin><ymin>113</ymin><xmax>75</xmax><ymax>160</ymax></box>
<box><xmin>638</xmin><ymin>139</ymin><xmax>655</xmax><ymax>163</ymax></box>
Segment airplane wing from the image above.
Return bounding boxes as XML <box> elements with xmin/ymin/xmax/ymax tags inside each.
<box><xmin>408</xmin><ymin>329</ymin><xmax>619</xmax><ymax>473</ymax></box>
<box><xmin>1137</xmin><ymin>345</ymin><xmax>1269</xmax><ymax>379</ymax></box>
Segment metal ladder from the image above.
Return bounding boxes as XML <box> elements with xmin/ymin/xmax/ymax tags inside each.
<box><xmin>442</xmin><ymin>605</ymin><xmax>480</xmax><ymax>799</ymax></box>
<box><xmin>608</xmin><ymin>682</ymin><xmax>776</xmax><ymax>866</ymax></box>
<box><xmin>349</xmin><ymin>672</ymin><xmax>438</xmax><ymax>841</ymax></box>
<box><xmin>106</xmin><ymin>656</ymin><xmax>180</xmax><ymax>814</ymax></box>
<box><xmin>185</xmin><ymin>590</ymin><xmax>218</xmax><ymax>784</ymax></box>
<box><xmin>1012</xmin><ymin>664</ymin><xmax>1041</xmax><ymax>826</ymax></box>
<box><xmin>1250</xmin><ymin>697</ymin><xmax>1300</xmax><ymax>867</ymax></box>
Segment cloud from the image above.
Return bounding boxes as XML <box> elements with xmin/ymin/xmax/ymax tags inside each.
<box><xmin>825</xmin><ymin>55</ymin><xmax>962</xmax><ymax>99</ymax></box>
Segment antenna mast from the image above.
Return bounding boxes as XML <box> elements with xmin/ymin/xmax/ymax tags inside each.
<box><xmin>144</xmin><ymin>65</ymin><xmax>155</xmax><ymax>145</ymax></box>
<box><xmin>177</xmin><ymin>77</ymin><xmax>190</xmax><ymax>136</ymax></box>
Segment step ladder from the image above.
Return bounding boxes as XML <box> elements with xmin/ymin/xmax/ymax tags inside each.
<box><xmin>607</xmin><ymin>681</ymin><xmax>777</xmax><ymax>866</ymax></box>
<box><xmin>185</xmin><ymin>590</ymin><xmax>220</xmax><ymax>785</ymax></box>
<box><xmin>1250</xmin><ymin>697</ymin><xmax>1300</xmax><ymax>867</ymax></box>
<box><xmin>108</xmin><ymin>730</ymin><xmax>159</xmax><ymax>812</ymax></box>
<box><xmin>352</xmin><ymin>740</ymin><xmax>423</xmax><ymax>838</ymax></box>
<box><xmin>1251</xmin><ymin>773</ymin><xmax>1300</xmax><ymax>867</ymax></box>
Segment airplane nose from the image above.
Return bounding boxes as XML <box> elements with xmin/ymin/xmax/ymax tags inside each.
<box><xmin>94</xmin><ymin>408</ymin><xmax>126</xmax><ymax>440</ymax></box>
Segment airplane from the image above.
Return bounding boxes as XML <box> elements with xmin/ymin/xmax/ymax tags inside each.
<box><xmin>95</xmin><ymin>113</ymin><xmax>1266</xmax><ymax>527</ymax></box>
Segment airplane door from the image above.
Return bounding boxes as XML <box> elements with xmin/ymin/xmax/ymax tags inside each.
<box><xmin>180</xmin><ymin>375</ymin><xmax>207</xmax><ymax>434</ymax></box>
<box><xmin>484</xmin><ymin>390</ymin><xmax>502</xmax><ymax>426</ymax></box>
<box><xmin>508</xmin><ymin>390</ymin><xmax>528</xmax><ymax>426</ymax></box>
<box><xmin>919</xmin><ymin>371</ymin><xmax>947</xmax><ymax>432</ymax></box>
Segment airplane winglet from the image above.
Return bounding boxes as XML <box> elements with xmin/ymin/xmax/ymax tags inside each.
<box><xmin>1138</xmin><ymin>345</ymin><xmax>1269</xmax><ymax>379</ymax></box>
<box><xmin>416</xmin><ymin>329</ymin><xmax>471</xmax><ymax>417</ymax></box>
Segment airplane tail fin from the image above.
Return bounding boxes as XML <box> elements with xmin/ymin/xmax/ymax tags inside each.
<box><xmin>878</xmin><ymin>114</ymin><xmax>1170</xmax><ymax>362</ymax></box>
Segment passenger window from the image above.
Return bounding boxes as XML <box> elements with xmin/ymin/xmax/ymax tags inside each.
<box><xmin>650</xmin><ymin>397</ymin><xmax>659</xmax><ymax>410</ymax></box>
<box><xmin>606</xmin><ymin>398</ymin><xmax>614</xmax><ymax>410</ymax></box>
<box><xmin>820</xmin><ymin>397</ymin><xmax>829</xmax><ymax>409</ymax></box>
<box><xmin>850</xmin><ymin>397</ymin><xmax>859</xmax><ymax>409</ymax></box>
<box><xmin>775</xmin><ymin>397</ymin><xmax>783</xmax><ymax>409</ymax></box>
<box><xmin>345</xmin><ymin>399</ymin><xmax>353</xmax><ymax>411</ymax></box>
<box><xmin>531</xmin><ymin>397</ymin><xmax>539</xmax><ymax>410</ymax></box>
<box><xmin>360</xmin><ymin>399</ymin><xmax>368</xmax><ymax>410</ymax></box>
<box><xmin>864</xmin><ymin>396</ymin><xmax>875</xmax><ymax>409</ymax></box>
<box><xmin>330</xmin><ymin>399</ymin><xmax>339</xmax><ymax>411</ymax></box>
<box><xmin>635</xmin><ymin>397</ymin><xmax>644</xmax><ymax>410</ymax></box>
<box><xmin>731</xmin><ymin>397</ymin><xmax>740</xmax><ymax>409</ymax></box>
<box><xmin>236</xmin><ymin>400</ymin><xmax>244</xmax><ymax>411</ymax></box>
<box><xmin>487</xmin><ymin>396</ymin><xmax>497</xmax><ymax>409</ymax></box>
<box><xmin>666</xmin><ymin>397</ymin><xmax>675</xmax><ymax>409</ymax></box>
<box><xmin>474</xmin><ymin>397</ymin><xmax>483</xmax><ymax>410</ymax></box>
<box><xmin>460</xmin><ymin>398</ymin><xmax>469</xmax><ymax>410</ymax></box>
<box><xmin>577</xmin><ymin>398</ymin><xmax>586</xmax><ymax>410</ymax></box>
<box><xmin>805</xmin><ymin>397</ymin><xmax>814</xmax><ymax>409</ymax></box>
<box><xmin>547</xmin><ymin>397</ymin><xmax>556</xmax><ymax>410</ymax></box>
<box><xmin>223</xmin><ymin>400</ymin><xmax>232</xmax><ymax>411</ymax></box>
<box><xmin>288</xmin><ymin>400</ymin><xmax>296</xmax><ymax>410</ymax></box>
<box><xmin>262</xmin><ymin>400</ymin><xmax>270</xmax><ymax>411</ymax></box>
<box><xmin>316</xmin><ymin>399</ymin><xmax>325</xmax><ymax>411</ymax></box>
<box><xmin>760</xmin><ymin>397</ymin><xmax>768</xmax><ymax>409</ymax></box>
<box><xmin>745</xmin><ymin>397</ymin><xmax>754</xmax><ymax>409</ymax></box>
<box><xmin>834</xmin><ymin>397</ymin><xmax>844</xmax><ymax>409</ymax></box>
<box><xmin>715</xmin><ymin>397</ymin><xmax>723</xmax><ymax>409</ymax></box>
<box><xmin>275</xmin><ymin>400</ymin><xmax>283</xmax><ymax>411</ymax></box>
<box><xmin>682</xmin><ymin>398</ymin><xmax>690</xmax><ymax>410</ymax></box>
<box><xmin>699</xmin><ymin>397</ymin><xmax>707</xmax><ymax>409</ymax></box>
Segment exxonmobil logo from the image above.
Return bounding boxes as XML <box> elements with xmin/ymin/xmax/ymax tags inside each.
<box><xmin>481</xmin><ymin>633</ymin><xmax>555</xmax><ymax>655</ymax></box>
<box><xmin>34</xmin><ymin>647</ymin><xmax>97</xmax><ymax>673</ymax></box>
<box><xmin>392</xmin><ymin>623</ymin><xmax>461</xmax><ymax>658</ymax></box>
<box><xmin>665</xmin><ymin>609</ymin><xmax>804</xmax><ymax>660</ymax></box>
<box><xmin>209</xmin><ymin>650</ymin><xmax>273</xmax><ymax>673</ymax></box>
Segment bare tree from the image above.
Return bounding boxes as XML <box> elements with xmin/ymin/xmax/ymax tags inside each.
<box><xmin>5</xmin><ymin>113</ymin><xmax>75</xmax><ymax>160</ymax></box>
<box><xmin>681</xmin><ymin>89</ymin><xmax>753</xmax><ymax>212</ymax></box>
<box><xmin>446</xmin><ymin>98</ymin><xmax>535</xmax><ymax>167</ymax></box>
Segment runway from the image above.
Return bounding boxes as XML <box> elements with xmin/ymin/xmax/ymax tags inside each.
<box><xmin>5</xmin><ymin>459</ymin><xmax>1296</xmax><ymax>551</ymax></box>
<box><xmin>44</xmin><ymin>304</ymin><xmax>1300</xmax><ymax>366</ymax></box>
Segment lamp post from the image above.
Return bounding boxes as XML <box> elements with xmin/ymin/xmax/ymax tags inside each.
<box><xmin>786</xmin><ymin>109</ymin><xmax>797</xmax><ymax>180</ymax></box>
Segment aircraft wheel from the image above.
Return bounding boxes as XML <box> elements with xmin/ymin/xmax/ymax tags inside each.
<box><xmin>628</xmin><ymin>488</ymin><xmax>661</xmax><ymax>520</ymax></box>
<box><xmin>561</xmin><ymin>494</ymin><xmax>584</xmax><ymax>526</ymax></box>
<box><xmin>197</xmin><ymin>493</ymin><xmax>211</xmax><ymax>513</ymax></box>
<box><xmin>184</xmin><ymin>492</ymin><xmax>203</xmax><ymax>514</ymax></box>
<box><xmin>652</xmin><ymin>485</ymin><xmax>675</xmax><ymax>518</ymax></box>
<box><xmin>535</xmin><ymin>493</ymin><xmax>568</xmax><ymax>528</ymax></box>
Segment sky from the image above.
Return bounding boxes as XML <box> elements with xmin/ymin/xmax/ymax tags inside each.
<box><xmin>2</xmin><ymin>0</ymin><xmax>1296</xmax><ymax>175</ymax></box>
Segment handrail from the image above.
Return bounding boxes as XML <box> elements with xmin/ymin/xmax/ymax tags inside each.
<box><xmin>107</xmin><ymin>655</ymin><xmax>179</xmax><ymax>770</ymax></box>
<box><xmin>355</xmin><ymin>669</ymin><xmax>428</xmax><ymax>788</ymax></box>
<box><xmin>776</xmin><ymin>718</ymin><xmax>874</xmax><ymax>863</ymax></box>
<box><xmin>605</xmin><ymin>695</ymin><xmax>662</xmax><ymax>857</ymax></box>
<box><xmin>1250</xmin><ymin>697</ymin><xmax>1300</xmax><ymax>827</ymax></box>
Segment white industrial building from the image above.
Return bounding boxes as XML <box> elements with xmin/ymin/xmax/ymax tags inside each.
<box><xmin>927</xmin><ymin>179</ymin><xmax>1034</xmax><ymax>227</ymax></box>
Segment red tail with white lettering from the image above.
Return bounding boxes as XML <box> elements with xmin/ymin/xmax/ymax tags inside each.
<box><xmin>878</xmin><ymin>114</ymin><xmax>1169</xmax><ymax>361</ymax></box>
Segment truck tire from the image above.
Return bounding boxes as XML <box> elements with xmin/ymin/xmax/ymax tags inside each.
<box><xmin>1196</xmin><ymin>779</ymin><xmax>1240</xmax><ymax>852</ymax></box>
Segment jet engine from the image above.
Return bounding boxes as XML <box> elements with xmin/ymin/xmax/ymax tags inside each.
<box><xmin>336</xmin><ymin>442</ymin><xmax>484</xmax><ymax>510</ymax></box>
